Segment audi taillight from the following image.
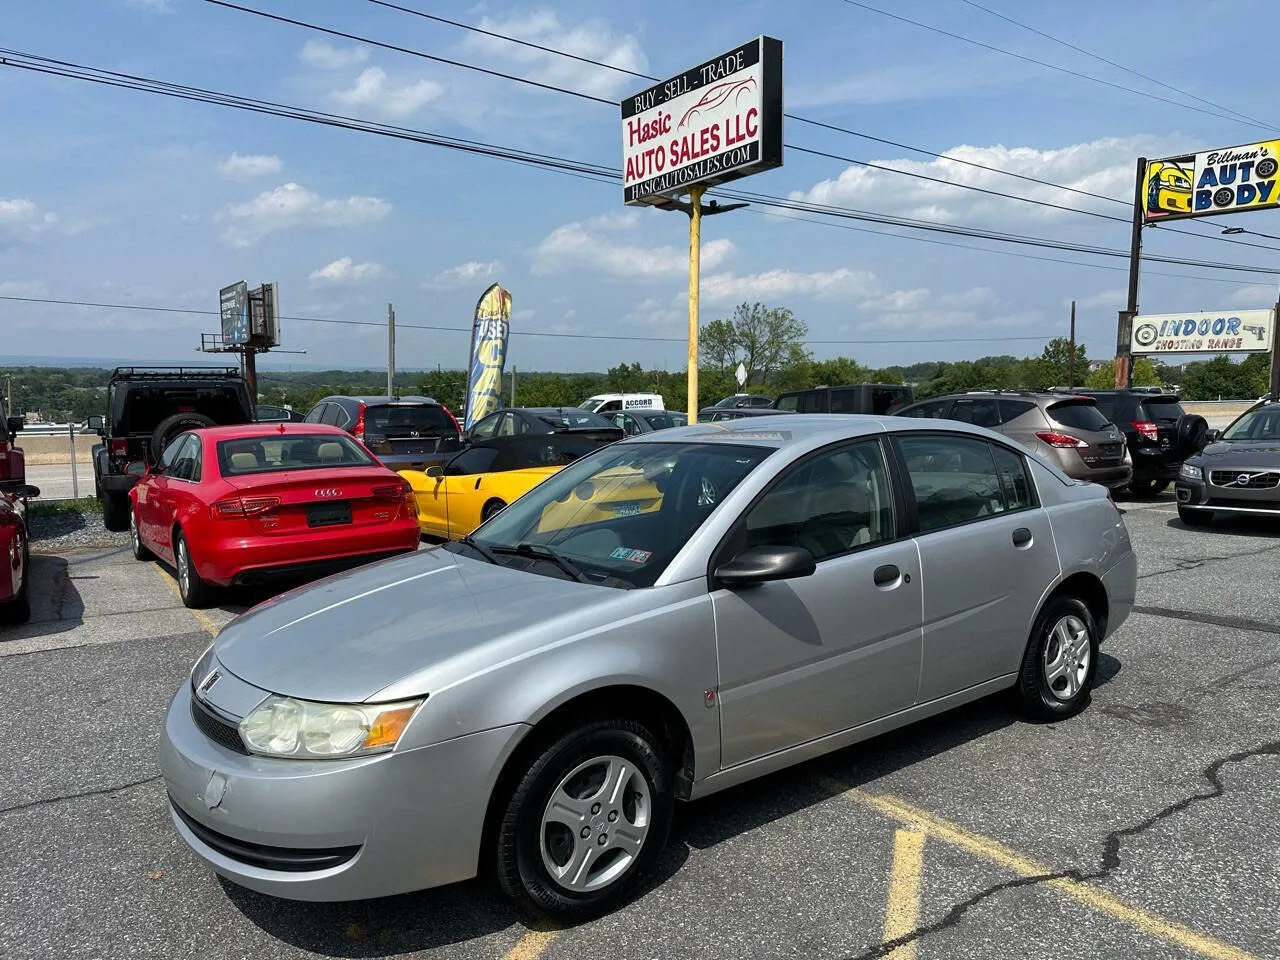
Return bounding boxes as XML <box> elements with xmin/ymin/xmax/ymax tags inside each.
<box><xmin>211</xmin><ymin>496</ymin><xmax>280</xmax><ymax>519</ymax></box>
<box><xmin>353</xmin><ymin>404</ymin><xmax>366</xmax><ymax>441</ymax></box>
<box><xmin>1035</xmin><ymin>431</ymin><xmax>1089</xmax><ymax>449</ymax></box>
<box><xmin>109</xmin><ymin>439</ymin><xmax>128</xmax><ymax>456</ymax></box>
<box><xmin>1131</xmin><ymin>420</ymin><xmax>1158</xmax><ymax>442</ymax></box>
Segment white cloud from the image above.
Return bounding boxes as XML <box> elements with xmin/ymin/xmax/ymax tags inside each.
<box><xmin>299</xmin><ymin>40</ymin><xmax>369</xmax><ymax>70</ymax></box>
<box><xmin>0</xmin><ymin>280</ymin><xmax>47</xmax><ymax>297</ymax></box>
<box><xmin>330</xmin><ymin>68</ymin><xmax>442</xmax><ymax>118</ymax></box>
<box><xmin>791</xmin><ymin>135</ymin><xmax>1189</xmax><ymax>224</ymax></box>
<box><xmin>621</xmin><ymin>298</ymin><xmax>682</xmax><ymax>330</ymax></box>
<box><xmin>309</xmin><ymin>257</ymin><xmax>387</xmax><ymax>284</ymax></box>
<box><xmin>853</xmin><ymin>285</ymin><xmax>1032</xmax><ymax>331</ymax></box>
<box><xmin>125</xmin><ymin>0</ymin><xmax>173</xmax><ymax>12</ymax></box>
<box><xmin>701</xmin><ymin>268</ymin><xmax>876</xmax><ymax>304</ymax></box>
<box><xmin>217</xmin><ymin>152</ymin><xmax>283</xmax><ymax>179</ymax></box>
<box><xmin>0</xmin><ymin>198</ymin><xmax>58</xmax><ymax>241</ymax></box>
<box><xmin>1224</xmin><ymin>283</ymin><xmax>1280</xmax><ymax>307</ymax></box>
<box><xmin>425</xmin><ymin>260</ymin><xmax>502</xmax><ymax>289</ymax></box>
<box><xmin>0</xmin><ymin>198</ymin><xmax>40</xmax><ymax>223</ymax></box>
<box><xmin>217</xmin><ymin>182</ymin><xmax>391</xmax><ymax>247</ymax></box>
<box><xmin>533</xmin><ymin>214</ymin><xmax>734</xmax><ymax>278</ymax></box>
<box><xmin>461</xmin><ymin>11</ymin><xmax>647</xmax><ymax>99</ymax></box>
<box><xmin>1070</xmin><ymin>288</ymin><xmax>1126</xmax><ymax>311</ymax></box>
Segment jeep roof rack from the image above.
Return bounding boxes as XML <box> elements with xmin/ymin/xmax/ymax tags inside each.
<box><xmin>110</xmin><ymin>365</ymin><xmax>243</xmax><ymax>380</ymax></box>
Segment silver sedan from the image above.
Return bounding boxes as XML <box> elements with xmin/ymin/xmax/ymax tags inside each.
<box><xmin>159</xmin><ymin>414</ymin><xmax>1136</xmax><ymax>922</ymax></box>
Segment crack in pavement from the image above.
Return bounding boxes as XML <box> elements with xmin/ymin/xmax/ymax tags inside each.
<box><xmin>1138</xmin><ymin>541</ymin><xmax>1280</xmax><ymax>580</ymax></box>
<box><xmin>842</xmin><ymin>739</ymin><xmax>1280</xmax><ymax>960</ymax></box>
<box><xmin>0</xmin><ymin>775</ymin><xmax>162</xmax><ymax>819</ymax></box>
<box><xmin>1132</xmin><ymin>604</ymin><xmax>1280</xmax><ymax>637</ymax></box>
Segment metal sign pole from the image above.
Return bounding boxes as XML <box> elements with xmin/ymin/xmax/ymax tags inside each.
<box><xmin>1271</xmin><ymin>297</ymin><xmax>1280</xmax><ymax>398</ymax></box>
<box><xmin>1116</xmin><ymin>157</ymin><xmax>1147</xmax><ymax>389</ymax></box>
<box><xmin>687</xmin><ymin>184</ymin><xmax>705</xmax><ymax>423</ymax></box>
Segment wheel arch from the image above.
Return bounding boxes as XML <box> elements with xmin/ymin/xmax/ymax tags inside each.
<box><xmin>1040</xmin><ymin>570</ymin><xmax>1109</xmax><ymax>640</ymax></box>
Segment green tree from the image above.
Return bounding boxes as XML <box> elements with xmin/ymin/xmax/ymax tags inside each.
<box><xmin>1084</xmin><ymin>358</ymin><xmax>1162</xmax><ymax>390</ymax></box>
<box><xmin>698</xmin><ymin>302</ymin><xmax>808</xmax><ymax>386</ymax></box>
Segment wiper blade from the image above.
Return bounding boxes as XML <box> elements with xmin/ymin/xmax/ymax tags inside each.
<box><xmin>494</xmin><ymin>542</ymin><xmax>592</xmax><ymax>584</ymax></box>
<box><xmin>456</xmin><ymin>535</ymin><xmax>499</xmax><ymax>565</ymax></box>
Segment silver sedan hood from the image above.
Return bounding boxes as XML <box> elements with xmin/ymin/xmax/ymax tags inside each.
<box><xmin>213</xmin><ymin>547</ymin><xmax>615</xmax><ymax>704</ymax></box>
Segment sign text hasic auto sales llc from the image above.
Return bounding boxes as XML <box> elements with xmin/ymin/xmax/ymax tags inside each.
<box><xmin>621</xmin><ymin>36</ymin><xmax>783</xmax><ymax>206</ymax></box>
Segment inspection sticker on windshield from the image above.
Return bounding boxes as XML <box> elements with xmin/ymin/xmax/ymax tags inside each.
<box><xmin>611</xmin><ymin>547</ymin><xmax>652</xmax><ymax>563</ymax></box>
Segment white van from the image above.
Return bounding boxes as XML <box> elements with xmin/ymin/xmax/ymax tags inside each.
<box><xmin>577</xmin><ymin>393</ymin><xmax>665</xmax><ymax>413</ymax></box>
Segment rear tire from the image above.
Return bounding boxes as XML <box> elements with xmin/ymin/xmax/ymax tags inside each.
<box><xmin>129</xmin><ymin>507</ymin><xmax>152</xmax><ymax>561</ymax></box>
<box><xmin>102</xmin><ymin>492</ymin><xmax>130</xmax><ymax>532</ymax></box>
<box><xmin>1015</xmin><ymin>595</ymin><xmax>1099</xmax><ymax>722</ymax></box>
<box><xmin>1178</xmin><ymin>505</ymin><xmax>1213</xmax><ymax>527</ymax></box>
<box><xmin>0</xmin><ymin>536</ymin><xmax>31</xmax><ymax>626</ymax></box>
<box><xmin>174</xmin><ymin>530</ymin><xmax>214</xmax><ymax>609</ymax></box>
<box><xmin>493</xmin><ymin>720</ymin><xmax>674</xmax><ymax>923</ymax></box>
<box><xmin>1127</xmin><ymin>478</ymin><xmax>1168</xmax><ymax>498</ymax></box>
<box><xmin>481</xmin><ymin>499</ymin><xmax>507</xmax><ymax>523</ymax></box>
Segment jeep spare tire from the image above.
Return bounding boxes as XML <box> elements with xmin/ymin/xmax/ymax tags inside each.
<box><xmin>150</xmin><ymin>412</ymin><xmax>215</xmax><ymax>462</ymax></box>
<box><xmin>1175</xmin><ymin>413</ymin><xmax>1209</xmax><ymax>456</ymax></box>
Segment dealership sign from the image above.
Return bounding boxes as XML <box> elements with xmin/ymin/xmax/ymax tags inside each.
<box><xmin>219</xmin><ymin>281</ymin><xmax>250</xmax><ymax>346</ymax></box>
<box><xmin>1131</xmin><ymin>309</ymin><xmax>1275</xmax><ymax>354</ymax></box>
<box><xmin>621</xmin><ymin>36</ymin><xmax>783</xmax><ymax>206</ymax></box>
<box><xmin>1142</xmin><ymin>140</ymin><xmax>1280</xmax><ymax>222</ymax></box>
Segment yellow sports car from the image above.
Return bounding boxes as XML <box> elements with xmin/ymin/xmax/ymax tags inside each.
<box><xmin>1146</xmin><ymin>159</ymin><xmax>1193</xmax><ymax>216</ymax></box>
<box><xmin>401</xmin><ymin>435</ymin><xmax>611</xmax><ymax>540</ymax></box>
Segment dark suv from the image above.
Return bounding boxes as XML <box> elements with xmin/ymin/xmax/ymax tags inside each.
<box><xmin>0</xmin><ymin>414</ymin><xmax>27</xmax><ymax>494</ymax></box>
<box><xmin>304</xmin><ymin>395</ymin><xmax>462</xmax><ymax>472</ymax></box>
<box><xmin>773</xmin><ymin>383</ymin><xmax>914</xmax><ymax>415</ymax></box>
<box><xmin>90</xmin><ymin>366</ymin><xmax>254</xmax><ymax>530</ymax></box>
<box><xmin>1069</xmin><ymin>390</ymin><xmax>1208</xmax><ymax>496</ymax></box>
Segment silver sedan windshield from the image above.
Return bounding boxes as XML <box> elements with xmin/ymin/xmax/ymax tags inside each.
<box><xmin>449</xmin><ymin>440</ymin><xmax>774</xmax><ymax>588</ymax></box>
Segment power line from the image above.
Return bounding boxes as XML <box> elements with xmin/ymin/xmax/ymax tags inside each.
<box><xmin>836</xmin><ymin>0</ymin><xmax>1279</xmax><ymax>132</ymax></box>
<box><xmin>6</xmin><ymin>48</ymin><xmax>1280</xmax><ymax>279</ymax></box>
<box><xmin>349</xmin><ymin>0</ymin><xmax>1280</xmax><ymax>255</ymax></box>
<box><xmin>0</xmin><ymin>295</ymin><xmax>1060</xmax><ymax>345</ymax></box>
<box><xmin>953</xmin><ymin>0</ymin><xmax>1266</xmax><ymax>128</ymax></box>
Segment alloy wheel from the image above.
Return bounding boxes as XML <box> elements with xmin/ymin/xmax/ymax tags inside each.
<box><xmin>1043</xmin><ymin>614</ymin><xmax>1091</xmax><ymax>701</ymax></box>
<box><xmin>539</xmin><ymin>754</ymin><xmax>652</xmax><ymax>893</ymax></box>
<box><xmin>177</xmin><ymin>538</ymin><xmax>190</xmax><ymax>597</ymax></box>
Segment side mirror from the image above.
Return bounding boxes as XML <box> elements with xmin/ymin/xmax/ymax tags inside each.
<box><xmin>1205</xmin><ymin>428</ymin><xmax>1221</xmax><ymax>443</ymax></box>
<box><xmin>6</xmin><ymin>416</ymin><xmax>23</xmax><ymax>434</ymax></box>
<box><xmin>425</xmin><ymin>465</ymin><xmax>444</xmax><ymax>479</ymax></box>
<box><xmin>87</xmin><ymin>415</ymin><xmax>105</xmax><ymax>433</ymax></box>
<box><xmin>15</xmin><ymin>484</ymin><xmax>40</xmax><ymax>500</ymax></box>
<box><xmin>714</xmin><ymin>545</ymin><xmax>817</xmax><ymax>588</ymax></box>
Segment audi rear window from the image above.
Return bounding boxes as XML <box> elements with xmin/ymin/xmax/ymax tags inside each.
<box><xmin>365</xmin><ymin>404</ymin><xmax>455</xmax><ymax>437</ymax></box>
<box><xmin>1047</xmin><ymin>400</ymin><xmax>1113</xmax><ymax>431</ymax></box>
<box><xmin>1137</xmin><ymin>398</ymin><xmax>1185</xmax><ymax>422</ymax></box>
<box><xmin>216</xmin><ymin>434</ymin><xmax>376</xmax><ymax>475</ymax></box>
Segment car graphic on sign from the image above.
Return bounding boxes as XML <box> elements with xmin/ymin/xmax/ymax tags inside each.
<box><xmin>1146</xmin><ymin>159</ymin><xmax>1194</xmax><ymax>217</ymax></box>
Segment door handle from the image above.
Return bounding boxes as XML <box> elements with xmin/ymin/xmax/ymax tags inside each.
<box><xmin>873</xmin><ymin>564</ymin><xmax>901</xmax><ymax>587</ymax></box>
<box><xmin>1012</xmin><ymin>527</ymin><xmax>1033</xmax><ymax>548</ymax></box>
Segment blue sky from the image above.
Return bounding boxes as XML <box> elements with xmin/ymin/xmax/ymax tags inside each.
<box><xmin>3</xmin><ymin>0</ymin><xmax>1280</xmax><ymax>373</ymax></box>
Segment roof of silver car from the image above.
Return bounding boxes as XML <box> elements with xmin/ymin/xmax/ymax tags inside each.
<box><xmin>628</xmin><ymin>413</ymin><xmax>888</xmax><ymax>448</ymax></box>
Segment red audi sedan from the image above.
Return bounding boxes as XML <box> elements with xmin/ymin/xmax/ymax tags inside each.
<box><xmin>128</xmin><ymin>423</ymin><xmax>421</xmax><ymax>608</ymax></box>
<box><xmin>0</xmin><ymin>489</ymin><xmax>32</xmax><ymax>625</ymax></box>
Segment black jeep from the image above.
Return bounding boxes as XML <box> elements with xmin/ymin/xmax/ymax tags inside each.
<box><xmin>89</xmin><ymin>366</ymin><xmax>254</xmax><ymax>530</ymax></box>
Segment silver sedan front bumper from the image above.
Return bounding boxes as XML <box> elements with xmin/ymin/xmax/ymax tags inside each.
<box><xmin>159</xmin><ymin>681</ymin><xmax>528</xmax><ymax>901</ymax></box>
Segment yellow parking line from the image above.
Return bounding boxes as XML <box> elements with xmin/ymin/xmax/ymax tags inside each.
<box><xmin>150</xmin><ymin>565</ymin><xmax>220</xmax><ymax>638</ymax></box>
<box><xmin>823</xmin><ymin>781</ymin><xmax>1259</xmax><ymax>960</ymax></box>
<box><xmin>882</xmin><ymin>829</ymin><xmax>926</xmax><ymax>959</ymax></box>
<box><xmin>501</xmin><ymin>929</ymin><xmax>556</xmax><ymax>960</ymax></box>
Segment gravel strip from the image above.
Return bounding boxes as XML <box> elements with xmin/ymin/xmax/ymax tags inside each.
<box><xmin>27</xmin><ymin>508</ymin><xmax>129</xmax><ymax>554</ymax></box>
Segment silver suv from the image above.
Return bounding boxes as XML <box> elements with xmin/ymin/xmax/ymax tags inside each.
<box><xmin>895</xmin><ymin>391</ymin><xmax>1133</xmax><ymax>490</ymax></box>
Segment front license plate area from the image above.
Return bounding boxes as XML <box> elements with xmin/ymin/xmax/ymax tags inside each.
<box><xmin>307</xmin><ymin>501</ymin><xmax>352</xmax><ymax>527</ymax></box>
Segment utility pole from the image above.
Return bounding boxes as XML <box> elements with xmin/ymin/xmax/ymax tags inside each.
<box><xmin>243</xmin><ymin>347</ymin><xmax>258</xmax><ymax>401</ymax></box>
<box><xmin>3</xmin><ymin>374</ymin><xmax>11</xmax><ymax>419</ymax></box>
<box><xmin>1272</xmin><ymin>295</ymin><xmax>1280</xmax><ymax>399</ymax></box>
<box><xmin>510</xmin><ymin>365</ymin><xmax>516</xmax><ymax>406</ymax></box>
<box><xmin>1115</xmin><ymin>157</ymin><xmax>1147</xmax><ymax>389</ymax></box>
<box><xmin>387</xmin><ymin>302</ymin><xmax>396</xmax><ymax>399</ymax></box>
<box><xmin>1068</xmin><ymin>300</ymin><xmax>1077</xmax><ymax>389</ymax></box>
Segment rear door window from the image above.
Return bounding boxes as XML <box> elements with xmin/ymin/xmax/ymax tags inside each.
<box><xmin>320</xmin><ymin>403</ymin><xmax>344</xmax><ymax>427</ymax></box>
<box><xmin>1137</xmin><ymin>398</ymin><xmax>1185</xmax><ymax>422</ymax></box>
<box><xmin>366</xmin><ymin>403</ymin><xmax>454</xmax><ymax>436</ymax></box>
<box><xmin>871</xmin><ymin>388</ymin><xmax>908</xmax><ymax>415</ymax></box>
<box><xmin>829</xmin><ymin>388</ymin><xmax>863</xmax><ymax>413</ymax></box>
<box><xmin>774</xmin><ymin>394</ymin><xmax>799</xmax><ymax>412</ymax></box>
<box><xmin>898</xmin><ymin>399</ymin><xmax>952</xmax><ymax>419</ymax></box>
<box><xmin>304</xmin><ymin>403</ymin><xmax>326</xmax><ymax>424</ymax></box>
<box><xmin>897</xmin><ymin>434</ymin><xmax>1008</xmax><ymax>533</ymax></box>
<box><xmin>1047</xmin><ymin>400</ymin><xmax>1113</xmax><ymax>431</ymax></box>
<box><xmin>948</xmin><ymin>398</ymin><xmax>1002</xmax><ymax>428</ymax></box>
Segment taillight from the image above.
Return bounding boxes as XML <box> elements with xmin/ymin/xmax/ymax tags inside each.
<box><xmin>110</xmin><ymin>439</ymin><xmax>128</xmax><ymax>455</ymax></box>
<box><xmin>1036</xmin><ymin>431</ymin><xmax>1089</xmax><ymax>449</ymax></box>
<box><xmin>211</xmin><ymin>496</ymin><xmax>280</xmax><ymax>519</ymax></box>
<box><xmin>373</xmin><ymin>482</ymin><xmax>413</xmax><ymax>502</ymax></box>
<box><xmin>353</xmin><ymin>404</ymin><xmax>366</xmax><ymax>441</ymax></box>
<box><xmin>442</xmin><ymin>405</ymin><xmax>461</xmax><ymax>434</ymax></box>
<box><xmin>1131</xmin><ymin>420</ymin><xmax>1158</xmax><ymax>442</ymax></box>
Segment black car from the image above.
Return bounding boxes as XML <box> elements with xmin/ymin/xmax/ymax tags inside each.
<box><xmin>304</xmin><ymin>395</ymin><xmax>462</xmax><ymax>473</ymax></box>
<box><xmin>1069</xmin><ymin>389</ymin><xmax>1208</xmax><ymax>496</ymax></box>
<box><xmin>772</xmin><ymin>383</ymin><xmax>914</xmax><ymax>415</ymax></box>
<box><xmin>466</xmin><ymin>407</ymin><xmax>625</xmax><ymax>445</ymax></box>
<box><xmin>89</xmin><ymin>366</ymin><xmax>254</xmax><ymax>531</ymax></box>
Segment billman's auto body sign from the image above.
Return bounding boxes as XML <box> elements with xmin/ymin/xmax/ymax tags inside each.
<box><xmin>621</xmin><ymin>36</ymin><xmax>783</xmax><ymax>206</ymax></box>
<box><xmin>1142</xmin><ymin>140</ymin><xmax>1280</xmax><ymax>222</ymax></box>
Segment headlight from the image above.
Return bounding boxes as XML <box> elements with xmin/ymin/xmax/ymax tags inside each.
<box><xmin>1179</xmin><ymin>462</ymin><xmax>1202</xmax><ymax>481</ymax></box>
<box><xmin>239</xmin><ymin>695</ymin><xmax>424</xmax><ymax>759</ymax></box>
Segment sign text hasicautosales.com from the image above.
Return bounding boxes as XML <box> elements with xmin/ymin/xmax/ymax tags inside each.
<box><xmin>625</xmin><ymin>143</ymin><xmax>762</xmax><ymax>203</ymax></box>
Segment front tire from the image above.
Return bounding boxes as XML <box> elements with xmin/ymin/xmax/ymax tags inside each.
<box><xmin>174</xmin><ymin>530</ymin><xmax>213</xmax><ymax>609</ymax></box>
<box><xmin>494</xmin><ymin>720</ymin><xmax>674</xmax><ymax>923</ymax></box>
<box><xmin>1178</xmin><ymin>505</ymin><xmax>1213</xmax><ymax>527</ymax></box>
<box><xmin>481</xmin><ymin>499</ymin><xmax>507</xmax><ymax>523</ymax></box>
<box><xmin>1127</xmin><ymin>478</ymin><xmax>1168</xmax><ymax>497</ymax></box>
<box><xmin>102</xmin><ymin>492</ymin><xmax>130</xmax><ymax>532</ymax></box>
<box><xmin>1015</xmin><ymin>595</ymin><xmax>1099</xmax><ymax>722</ymax></box>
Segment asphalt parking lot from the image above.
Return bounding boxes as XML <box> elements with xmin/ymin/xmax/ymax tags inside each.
<box><xmin>2</xmin><ymin>495</ymin><xmax>1277</xmax><ymax>960</ymax></box>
